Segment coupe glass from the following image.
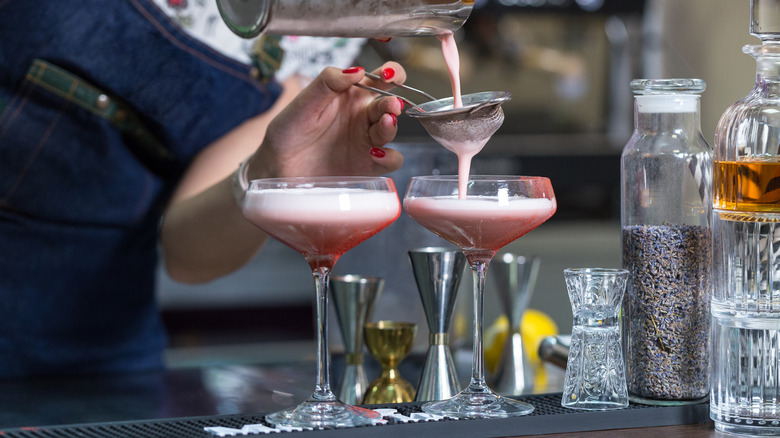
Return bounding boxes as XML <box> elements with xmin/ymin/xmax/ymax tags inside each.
<box><xmin>242</xmin><ymin>176</ymin><xmax>401</xmax><ymax>428</ymax></box>
<box><xmin>403</xmin><ymin>175</ymin><xmax>556</xmax><ymax>418</ymax></box>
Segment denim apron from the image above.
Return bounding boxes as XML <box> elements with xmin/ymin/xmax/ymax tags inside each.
<box><xmin>0</xmin><ymin>0</ymin><xmax>281</xmax><ymax>377</ymax></box>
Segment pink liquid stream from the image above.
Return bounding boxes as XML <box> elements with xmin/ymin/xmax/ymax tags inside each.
<box><xmin>439</xmin><ymin>33</ymin><xmax>463</xmax><ymax>109</ymax></box>
<box><xmin>438</xmin><ymin>32</ymin><xmax>488</xmax><ymax>199</ymax></box>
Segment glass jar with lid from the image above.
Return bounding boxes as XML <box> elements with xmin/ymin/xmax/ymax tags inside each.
<box><xmin>621</xmin><ymin>78</ymin><xmax>712</xmax><ymax>406</ymax></box>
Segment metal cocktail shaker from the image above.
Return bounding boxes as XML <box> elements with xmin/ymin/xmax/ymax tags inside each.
<box><xmin>217</xmin><ymin>0</ymin><xmax>474</xmax><ymax>39</ymax></box>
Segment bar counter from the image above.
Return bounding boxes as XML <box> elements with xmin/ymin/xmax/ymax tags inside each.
<box><xmin>0</xmin><ymin>341</ymin><xmax>723</xmax><ymax>437</ymax></box>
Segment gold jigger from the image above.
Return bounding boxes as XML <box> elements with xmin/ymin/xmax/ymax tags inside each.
<box><xmin>363</xmin><ymin>321</ymin><xmax>417</xmax><ymax>404</ymax></box>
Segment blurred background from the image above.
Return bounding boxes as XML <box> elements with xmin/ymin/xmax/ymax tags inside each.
<box><xmin>158</xmin><ymin>0</ymin><xmax>756</xmax><ymax>365</ymax></box>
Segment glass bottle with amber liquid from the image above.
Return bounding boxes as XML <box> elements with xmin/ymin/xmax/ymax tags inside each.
<box><xmin>711</xmin><ymin>0</ymin><xmax>780</xmax><ymax>434</ymax></box>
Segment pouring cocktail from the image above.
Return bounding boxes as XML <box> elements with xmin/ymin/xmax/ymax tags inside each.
<box><xmin>404</xmin><ymin>175</ymin><xmax>556</xmax><ymax>418</ymax></box>
<box><xmin>243</xmin><ymin>176</ymin><xmax>401</xmax><ymax>428</ymax></box>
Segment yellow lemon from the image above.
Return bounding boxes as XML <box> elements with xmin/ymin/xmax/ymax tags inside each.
<box><xmin>521</xmin><ymin>308</ymin><xmax>559</xmax><ymax>365</ymax></box>
<box><xmin>453</xmin><ymin>312</ymin><xmax>469</xmax><ymax>344</ymax></box>
<box><xmin>483</xmin><ymin>309</ymin><xmax>558</xmax><ymax>374</ymax></box>
<box><xmin>484</xmin><ymin>314</ymin><xmax>509</xmax><ymax>374</ymax></box>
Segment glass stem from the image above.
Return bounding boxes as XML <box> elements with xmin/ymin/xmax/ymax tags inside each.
<box><xmin>468</xmin><ymin>260</ymin><xmax>490</xmax><ymax>393</ymax></box>
<box><xmin>312</xmin><ymin>266</ymin><xmax>336</xmax><ymax>402</ymax></box>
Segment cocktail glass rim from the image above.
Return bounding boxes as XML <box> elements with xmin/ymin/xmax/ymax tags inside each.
<box><xmin>248</xmin><ymin>175</ymin><xmax>396</xmax><ymax>186</ymax></box>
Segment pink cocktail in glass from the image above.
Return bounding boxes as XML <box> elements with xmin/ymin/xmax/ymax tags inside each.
<box><xmin>404</xmin><ymin>175</ymin><xmax>556</xmax><ymax>418</ymax></box>
<box><xmin>243</xmin><ymin>177</ymin><xmax>401</xmax><ymax>428</ymax></box>
<box><xmin>244</xmin><ymin>186</ymin><xmax>400</xmax><ymax>271</ymax></box>
<box><xmin>404</xmin><ymin>195</ymin><xmax>556</xmax><ymax>264</ymax></box>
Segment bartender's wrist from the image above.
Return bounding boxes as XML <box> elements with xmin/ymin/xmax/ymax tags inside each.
<box><xmin>231</xmin><ymin>155</ymin><xmax>252</xmax><ymax>207</ymax></box>
<box><xmin>231</xmin><ymin>153</ymin><xmax>277</xmax><ymax>207</ymax></box>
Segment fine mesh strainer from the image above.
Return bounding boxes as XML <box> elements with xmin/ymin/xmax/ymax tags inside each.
<box><xmin>405</xmin><ymin>91</ymin><xmax>511</xmax><ymax>152</ymax></box>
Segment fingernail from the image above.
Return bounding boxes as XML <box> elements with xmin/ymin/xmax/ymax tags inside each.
<box><xmin>342</xmin><ymin>66</ymin><xmax>364</xmax><ymax>74</ymax></box>
<box><xmin>370</xmin><ymin>147</ymin><xmax>386</xmax><ymax>158</ymax></box>
<box><xmin>389</xmin><ymin>113</ymin><xmax>397</xmax><ymax>127</ymax></box>
<box><xmin>382</xmin><ymin>67</ymin><xmax>396</xmax><ymax>81</ymax></box>
<box><xmin>376</xmin><ymin>37</ymin><xmax>392</xmax><ymax>43</ymax></box>
<box><xmin>397</xmin><ymin>98</ymin><xmax>405</xmax><ymax>109</ymax></box>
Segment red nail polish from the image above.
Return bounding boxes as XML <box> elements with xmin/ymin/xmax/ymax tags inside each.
<box><xmin>397</xmin><ymin>98</ymin><xmax>405</xmax><ymax>109</ymax></box>
<box><xmin>382</xmin><ymin>67</ymin><xmax>396</xmax><ymax>81</ymax></box>
<box><xmin>370</xmin><ymin>147</ymin><xmax>386</xmax><ymax>158</ymax></box>
<box><xmin>342</xmin><ymin>66</ymin><xmax>364</xmax><ymax>74</ymax></box>
<box><xmin>389</xmin><ymin>113</ymin><xmax>397</xmax><ymax>127</ymax></box>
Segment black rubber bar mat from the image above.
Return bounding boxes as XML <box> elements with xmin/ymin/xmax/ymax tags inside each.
<box><xmin>0</xmin><ymin>393</ymin><xmax>711</xmax><ymax>437</ymax></box>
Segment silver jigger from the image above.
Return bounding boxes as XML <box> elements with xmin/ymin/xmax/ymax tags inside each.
<box><xmin>489</xmin><ymin>253</ymin><xmax>541</xmax><ymax>396</ymax></box>
<box><xmin>331</xmin><ymin>274</ymin><xmax>383</xmax><ymax>405</ymax></box>
<box><xmin>408</xmin><ymin>247</ymin><xmax>466</xmax><ymax>402</ymax></box>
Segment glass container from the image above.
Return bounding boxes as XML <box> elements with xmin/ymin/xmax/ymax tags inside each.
<box><xmin>217</xmin><ymin>0</ymin><xmax>473</xmax><ymax>39</ymax></box>
<box><xmin>620</xmin><ymin>78</ymin><xmax>712</xmax><ymax>406</ymax></box>
<box><xmin>710</xmin><ymin>0</ymin><xmax>780</xmax><ymax>434</ymax></box>
<box><xmin>562</xmin><ymin>268</ymin><xmax>629</xmax><ymax>411</ymax></box>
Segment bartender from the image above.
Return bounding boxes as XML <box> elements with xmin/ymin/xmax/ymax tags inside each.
<box><xmin>0</xmin><ymin>0</ymin><xmax>406</xmax><ymax>378</ymax></box>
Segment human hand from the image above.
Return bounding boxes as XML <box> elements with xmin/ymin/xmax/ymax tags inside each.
<box><xmin>248</xmin><ymin>62</ymin><xmax>406</xmax><ymax>179</ymax></box>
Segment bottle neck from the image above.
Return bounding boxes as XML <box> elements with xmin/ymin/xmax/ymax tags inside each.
<box><xmin>634</xmin><ymin>95</ymin><xmax>701</xmax><ymax>135</ymax></box>
<box><xmin>746</xmin><ymin>43</ymin><xmax>780</xmax><ymax>87</ymax></box>
<box><xmin>755</xmin><ymin>57</ymin><xmax>780</xmax><ymax>90</ymax></box>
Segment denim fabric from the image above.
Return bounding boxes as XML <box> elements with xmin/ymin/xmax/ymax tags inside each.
<box><xmin>0</xmin><ymin>0</ymin><xmax>281</xmax><ymax>377</ymax></box>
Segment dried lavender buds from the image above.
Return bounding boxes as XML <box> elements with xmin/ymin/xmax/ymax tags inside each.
<box><xmin>622</xmin><ymin>224</ymin><xmax>711</xmax><ymax>401</ymax></box>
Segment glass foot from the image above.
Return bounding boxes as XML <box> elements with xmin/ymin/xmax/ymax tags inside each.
<box><xmin>266</xmin><ymin>400</ymin><xmax>381</xmax><ymax>429</ymax></box>
<box><xmin>422</xmin><ymin>388</ymin><xmax>534</xmax><ymax>419</ymax></box>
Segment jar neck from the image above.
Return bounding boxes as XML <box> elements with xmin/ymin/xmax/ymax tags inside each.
<box><xmin>634</xmin><ymin>95</ymin><xmax>701</xmax><ymax>134</ymax></box>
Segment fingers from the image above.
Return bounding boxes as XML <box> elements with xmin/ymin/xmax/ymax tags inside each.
<box><xmin>367</xmin><ymin>94</ymin><xmax>403</xmax><ymax>124</ymax></box>
<box><xmin>362</xmin><ymin>63</ymin><xmax>407</xmax><ymax>170</ymax></box>
<box><xmin>368</xmin><ymin>113</ymin><xmax>397</xmax><ymax>146</ymax></box>
<box><xmin>366</xmin><ymin>92</ymin><xmax>403</xmax><ymax>143</ymax></box>
<box><xmin>311</xmin><ymin>62</ymin><xmax>407</xmax><ymax>104</ymax></box>
<box><xmin>279</xmin><ymin>65</ymin><xmax>366</xmax><ymax>121</ymax></box>
<box><xmin>307</xmin><ymin>62</ymin><xmax>407</xmax><ymax>100</ymax></box>
<box><xmin>304</xmin><ymin>63</ymin><xmax>406</xmax><ymax>110</ymax></box>
<box><xmin>305</xmin><ymin>66</ymin><xmax>366</xmax><ymax>103</ymax></box>
<box><xmin>281</xmin><ymin>63</ymin><xmax>407</xmax><ymax>176</ymax></box>
<box><xmin>365</xmin><ymin>95</ymin><xmax>403</xmax><ymax>175</ymax></box>
<box><xmin>365</xmin><ymin>61</ymin><xmax>407</xmax><ymax>91</ymax></box>
<box><xmin>369</xmin><ymin>146</ymin><xmax>404</xmax><ymax>175</ymax></box>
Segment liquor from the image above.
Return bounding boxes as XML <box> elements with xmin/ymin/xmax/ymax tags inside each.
<box><xmin>714</xmin><ymin>159</ymin><xmax>780</xmax><ymax>212</ymax></box>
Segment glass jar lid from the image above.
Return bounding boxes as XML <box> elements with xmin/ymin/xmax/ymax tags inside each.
<box><xmin>630</xmin><ymin>79</ymin><xmax>706</xmax><ymax>95</ymax></box>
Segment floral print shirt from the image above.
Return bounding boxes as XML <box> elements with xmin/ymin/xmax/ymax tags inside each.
<box><xmin>152</xmin><ymin>0</ymin><xmax>365</xmax><ymax>81</ymax></box>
